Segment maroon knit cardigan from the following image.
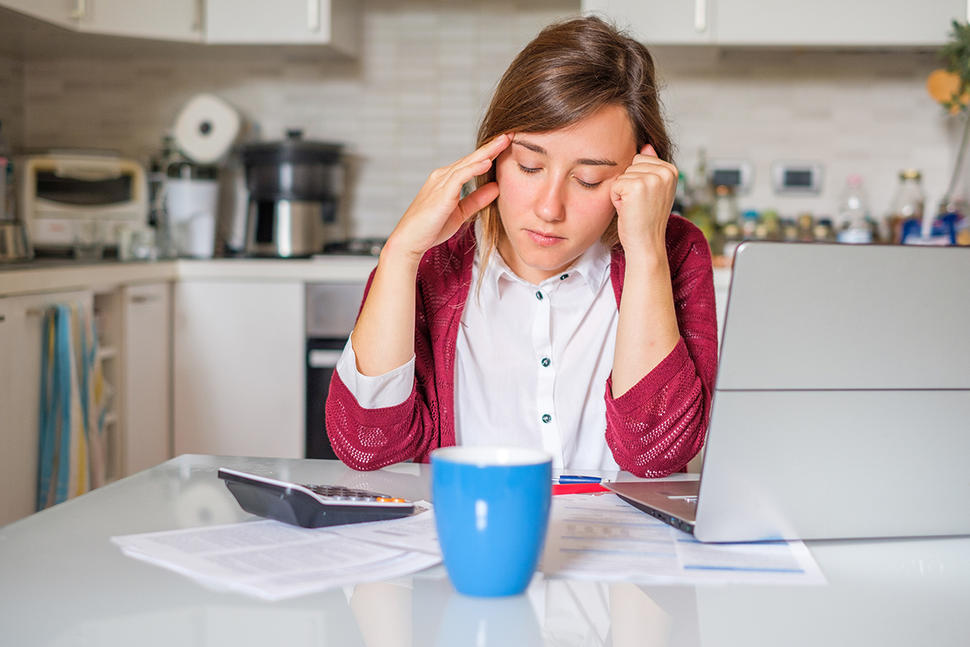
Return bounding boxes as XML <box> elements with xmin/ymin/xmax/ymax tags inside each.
<box><xmin>325</xmin><ymin>214</ymin><xmax>718</xmax><ymax>477</ymax></box>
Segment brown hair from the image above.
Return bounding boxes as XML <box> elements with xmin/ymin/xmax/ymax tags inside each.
<box><xmin>474</xmin><ymin>15</ymin><xmax>671</xmax><ymax>269</ymax></box>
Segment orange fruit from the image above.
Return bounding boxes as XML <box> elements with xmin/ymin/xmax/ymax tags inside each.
<box><xmin>927</xmin><ymin>68</ymin><xmax>969</xmax><ymax>113</ymax></box>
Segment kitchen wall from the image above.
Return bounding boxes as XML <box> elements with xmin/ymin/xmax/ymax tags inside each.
<box><xmin>5</xmin><ymin>0</ymin><xmax>963</xmax><ymax>238</ymax></box>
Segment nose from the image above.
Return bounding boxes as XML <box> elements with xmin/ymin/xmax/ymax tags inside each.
<box><xmin>534</xmin><ymin>175</ymin><xmax>566</xmax><ymax>222</ymax></box>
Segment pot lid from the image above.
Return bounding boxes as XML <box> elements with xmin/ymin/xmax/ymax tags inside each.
<box><xmin>242</xmin><ymin>129</ymin><xmax>343</xmax><ymax>165</ymax></box>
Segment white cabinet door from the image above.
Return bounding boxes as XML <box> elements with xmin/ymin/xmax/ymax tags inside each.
<box><xmin>583</xmin><ymin>0</ymin><xmax>714</xmax><ymax>44</ymax></box>
<box><xmin>584</xmin><ymin>0</ymin><xmax>966</xmax><ymax>46</ymax></box>
<box><xmin>0</xmin><ymin>289</ymin><xmax>93</xmax><ymax>527</ymax></box>
<box><xmin>715</xmin><ymin>0</ymin><xmax>966</xmax><ymax>47</ymax></box>
<box><xmin>173</xmin><ymin>280</ymin><xmax>304</xmax><ymax>459</ymax></box>
<box><xmin>0</xmin><ymin>0</ymin><xmax>203</xmax><ymax>42</ymax></box>
<box><xmin>75</xmin><ymin>0</ymin><xmax>203</xmax><ymax>42</ymax></box>
<box><xmin>204</xmin><ymin>0</ymin><xmax>357</xmax><ymax>54</ymax></box>
<box><xmin>0</xmin><ymin>0</ymin><xmax>77</xmax><ymax>29</ymax></box>
<box><xmin>121</xmin><ymin>282</ymin><xmax>172</xmax><ymax>476</ymax></box>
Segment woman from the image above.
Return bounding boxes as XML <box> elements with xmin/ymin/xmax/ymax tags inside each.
<box><xmin>326</xmin><ymin>16</ymin><xmax>717</xmax><ymax>477</ymax></box>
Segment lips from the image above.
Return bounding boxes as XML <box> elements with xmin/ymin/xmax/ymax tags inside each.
<box><xmin>525</xmin><ymin>229</ymin><xmax>564</xmax><ymax>247</ymax></box>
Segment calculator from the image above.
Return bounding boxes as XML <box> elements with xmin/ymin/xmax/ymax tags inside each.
<box><xmin>217</xmin><ymin>468</ymin><xmax>416</xmax><ymax>528</ymax></box>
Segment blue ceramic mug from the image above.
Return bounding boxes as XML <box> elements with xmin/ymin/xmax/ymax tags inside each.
<box><xmin>430</xmin><ymin>446</ymin><xmax>552</xmax><ymax>597</ymax></box>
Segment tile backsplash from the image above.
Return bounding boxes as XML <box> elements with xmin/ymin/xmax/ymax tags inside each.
<box><xmin>0</xmin><ymin>0</ymin><xmax>962</xmax><ymax>238</ymax></box>
<box><xmin>0</xmin><ymin>55</ymin><xmax>24</xmax><ymax>150</ymax></box>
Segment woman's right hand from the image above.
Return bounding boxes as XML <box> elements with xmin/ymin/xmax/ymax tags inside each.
<box><xmin>384</xmin><ymin>133</ymin><xmax>512</xmax><ymax>263</ymax></box>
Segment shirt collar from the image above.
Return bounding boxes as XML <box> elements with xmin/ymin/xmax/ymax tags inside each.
<box><xmin>474</xmin><ymin>221</ymin><xmax>611</xmax><ymax>300</ymax></box>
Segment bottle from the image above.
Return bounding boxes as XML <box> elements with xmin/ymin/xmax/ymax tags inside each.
<box><xmin>781</xmin><ymin>217</ymin><xmax>799</xmax><ymax>242</ymax></box>
<box><xmin>813</xmin><ymin>217</ymin><xmax>838</xmax><ymax>242</ymax></box>
<box><xmin>684</xmin><ymin>150</ymin><xmax>717</xmax><ymax>253</ymax></box>
<box><xmin>713</xmin><ymin>184</ymin><xmax>739</xmax><ymax>228</ymax></box>
<box><xmin>796</xmin><ymin>213</ymin><xmax>815</xmax><ymax>242</ymax></box>
<box><xmin>741</xmin><ymin>210</ymin><xmax>760</xmax><ymax>240</ymax></box>
<box><xmin>720</xmin><ymin>218</ymin><xmax>743</xmax><ymax>261</ymax></box>
<box><xmin>888</xmin><ymin>169</ymin><xmax>924</xmax><ymax>244</ymax></box>
<box><xmin>0</xmin><ymin>119</ymin><xmax>12</xmax><ymax>221</ymax></box>
<box><xmin>148</xmin><ymin>133</ymin><xmax>177</xmax><ymax>228</ymax></box>
<box><xmin>756</xmin><ymin>209</ymin><xmax>783</xmax><ymax>241</ymax></box>
<box><xmin>836</xmin><ymin>174</ymin><xmax>873</xmax><ymax>244</ymax></box>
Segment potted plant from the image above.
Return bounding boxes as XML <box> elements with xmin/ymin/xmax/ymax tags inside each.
<box><xmin>927</xmin><ymin>21</ymin><xmax>970</xmax><ymax>220</ymax></box>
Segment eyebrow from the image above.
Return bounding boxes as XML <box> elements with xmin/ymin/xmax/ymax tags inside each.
<box><xmin>513</xmin><ymin>139</ymin><xmax>618</xmax><ymax>167</ymax></box>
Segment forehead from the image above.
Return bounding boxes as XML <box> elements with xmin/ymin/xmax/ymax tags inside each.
<box><xmin>515</xmin><ymin>104</ymin><xmax>637</xmax><ymax>160</ymax></box>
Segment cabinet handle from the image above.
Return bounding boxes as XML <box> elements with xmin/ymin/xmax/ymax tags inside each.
<box><xmin>193</xmin><ymin>0</ymin><xmax>205</xmax><ymax>32</ymax></box>
<box><xmin>130</xmin><ymin>295</ymin><xmax>160</xmax><ymax>305</ymax></box>
<box><xmin>694</xmin><ymin>0</ymin><xmax>707</xmax><ymax>33</ymax></box>
<box><xmin>307</xmin><ymin>0</ymin><xmax>321</xmax><ymax>32</ymax></box>
<box><xmin>71</xmin><ymin>0</ymin><xmax>87</xmax><ymax>21</ymax></box>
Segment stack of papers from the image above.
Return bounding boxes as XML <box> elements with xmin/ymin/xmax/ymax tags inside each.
<box><xmin>112</xmin><ymin>505</ymin><xmax>440</xmax><ymax>601</ymax></box>
<box><xmin>541</xmin><ymin>494</ymin><xmax>825</xmax><ymax>585</ymax></box>
<box><xmin>112</xmin><ymin>493</ymin><xmax>824</xmax><ymax>601</ymax></box>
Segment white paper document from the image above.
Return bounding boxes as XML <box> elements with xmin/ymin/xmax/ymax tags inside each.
<box><xmin>112</xmin><ymin>508</ymin><xmax>440</xmax><ymax>601</ymax></box>
<box><xmin>329</xmin><ymin>506</ymin><xmax>440</xmax><ymax>555</ymax></box>
<box><xmin>541</xmin><ymin>494</ymin><xmax>826</xmax><ymax>585</ymax></box>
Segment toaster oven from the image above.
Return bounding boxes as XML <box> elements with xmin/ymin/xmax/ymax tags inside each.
<box><xmin>19</xmin><ymin>152</ymin><xmax>148</xmax><ymax>251</ymax></box>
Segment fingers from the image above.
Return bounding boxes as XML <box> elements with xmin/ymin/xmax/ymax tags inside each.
<box><xmin>455</xmin><ymin>133</ymin><xmax>512</xmax><ymax>169</ymax></box>
<box><xmin>436</xmin><ymin>133</ymin><xmax>512</xmax><ymax>197</ymax></box>
<box><xmin>458</xmin><ymin>182</ymin><xmax>500</xmax><ymax>217</ymax></box>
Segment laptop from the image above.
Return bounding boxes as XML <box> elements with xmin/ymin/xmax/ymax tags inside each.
<box><xmin>608</xmin><ymin>241</ymin><xmax>970</xmax><ymax>542</ymax></box>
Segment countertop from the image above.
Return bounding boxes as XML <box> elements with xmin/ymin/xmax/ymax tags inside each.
<box><xmin>1</xmin><ymin>255</ymin><xmax>732</xmax><ymax>300</ymax></box>
<box><xmin>1</xmin><ymin>454</ymin><xmax>967</xmax><ymax>647</ymax></box>
<box><xmin>0</xmin><ymin>255</ymin><xmax>381</xmax><ymax>297</ymax></box>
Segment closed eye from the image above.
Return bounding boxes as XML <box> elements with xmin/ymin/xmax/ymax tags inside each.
<box><xmin>518</xmin><ymin>164</ymin><xmax>540</xmax><ymax>175</ymax></box>
<box><xmin>575</xmin><ymin>178</ymin><xmax>602</xmax><ymax>189</ymax></box>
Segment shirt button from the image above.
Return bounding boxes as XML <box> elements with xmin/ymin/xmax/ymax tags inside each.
<box><xmin>541</xmin><ymin>413</ymin><xmax>552</xmax><ymax>424</ymax></box>
<box><xmin>560</xmin><ymin>274</ymin><xmax>569</xmax><ymax>280</ymax></box>
<box><xmin>535</xmin><ymin>291</ymin><xmax>544</xmax><ymax>301</ymax></box>
<box><xmin>540</xmin><ymin>357</ymin><xmax>550</xmax><ymax>367</ymax></box>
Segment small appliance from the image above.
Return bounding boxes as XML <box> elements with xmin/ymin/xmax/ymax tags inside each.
<box><xmin>19</xmin><ymin>152</ymin><xmax>148</xmax><ymax>252</ymax></box>
<box><xmin>242</xmin><ymin>130</ymin><xmax>344</xmax><ymax>258</ymax></box>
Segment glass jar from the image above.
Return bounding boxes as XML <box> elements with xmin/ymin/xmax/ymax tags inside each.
<box><xmin>887</xmin><ymin>169</ymin><xmax>925</xmax><ymax>244</ymax></box>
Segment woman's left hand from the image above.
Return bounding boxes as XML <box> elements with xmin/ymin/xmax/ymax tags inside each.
<box><xmin>610</xmin><ymin>144</ymin><xmax>678</xmax><ymax>258</ymax></box>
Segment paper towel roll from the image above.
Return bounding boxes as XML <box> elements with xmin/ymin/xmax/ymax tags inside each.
<box><xmin>173</xmin><ymin>93</ymin><xmax>240</xmax><ymax>164</ymax></box>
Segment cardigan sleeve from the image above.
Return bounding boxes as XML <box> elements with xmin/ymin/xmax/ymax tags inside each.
<box><xmin>603</xmin><ymin>220</ymin><xmax>719</xmax><ymax>477</ymax></box>
<box><xmin>324</xmin><ymin>267</ymin><xmax>442</xmax><ymax>471</ymax></box>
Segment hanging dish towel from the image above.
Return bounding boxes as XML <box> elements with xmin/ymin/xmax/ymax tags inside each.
<box><xmin>37</xmin><ymin>303</ymin><xmax>106</xmax><ymax>511</ymax></box>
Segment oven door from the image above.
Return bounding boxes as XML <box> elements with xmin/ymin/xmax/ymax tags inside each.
<box><xmin>305</xmin><ymin>338</ymin><xmax>346</xmax><ymax>459</ymax></box>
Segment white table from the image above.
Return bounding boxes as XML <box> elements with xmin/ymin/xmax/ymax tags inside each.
<box><xmin>1</xmin><ymin>455</ymin><xmax>967</xmax><ymax>646</ymax></box>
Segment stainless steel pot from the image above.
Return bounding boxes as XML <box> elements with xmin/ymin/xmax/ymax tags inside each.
<box><xmin>0</xmin><ymin>221</ymin><xmax>34</xmax><ymax>263</ymax></box>
<box><xmin>242</xmin><ymin>129</ymin><xmax>342</xmax><ymax>200</ymax></box>
<box><xmin>241</xmin><ymin>130</ymin><xmax>343</xmax><ymax>257</ymax></box>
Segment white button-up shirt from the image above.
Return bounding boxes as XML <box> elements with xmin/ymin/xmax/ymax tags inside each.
<box><xmin>335</xmin><ymin>227</ymin><xmax>621</xmax><ymax>471</ymax></box>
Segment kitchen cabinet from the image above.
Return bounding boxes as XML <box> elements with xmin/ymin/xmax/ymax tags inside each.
<box><xmin>74</xmin><ymin>0</ymin><xmax>203</xmax><ymax>43</ymax></box>
<box><xmin>584</xmin><ymin>0</ymin><xmax>714</xmax><ymax>45</ymax></box>
<box><xmin>120</xmin><ymin>282</ymin><xmax>172</xmax><ymax>475</ymax></box>
<box><xmin>173</xmin><ymin>280</ymin><xmax>304</xmax><ymax>459</ymax></box>
<box><xmin>204</xmin><ymin>0</ymin><xmax>358</xmax><ymax>53</ymax></box>
<box><xmin>0</xmin><ymin>288</ymin><xmax>93</xmax><ymax>527</ymax></box>
<box><xmin>0</xmin><ymin>0</ymin><xmax>77</xmax><ymax>30</ymax></box>
<box><xmin>583</xmin><ymin>0</ymin><xmax>967</xmax><ymax>47</ymax></box>
<box><xmin>0</xmin><ymin>0</ymin><xmax>358</xmax><ymax>51</ymax></box>
<box><xmin>0</xmin><ymin>0</ymin><xmax>203</xmax><ymax>42</ymax></box>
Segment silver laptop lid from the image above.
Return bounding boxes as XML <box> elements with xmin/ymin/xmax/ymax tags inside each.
<box><xmin>694</xmin><ymin>242</ymin><xmax>970</xmax><ymax>542</ymax></box>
